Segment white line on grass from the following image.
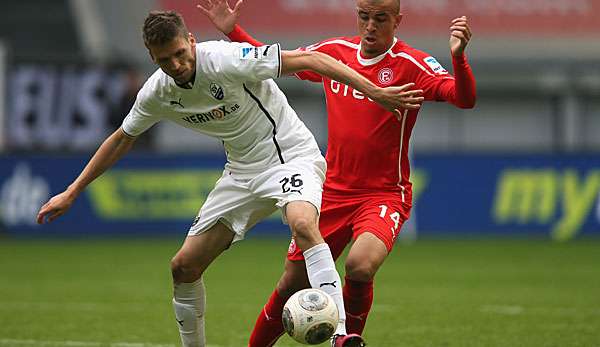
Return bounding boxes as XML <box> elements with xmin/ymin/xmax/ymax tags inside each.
<box><xmin>480</xmin><ymin>305</ymin><xmax>600</xmax><ymax>316</ymax></box>
<box><xmin>0</xmin><ymin>339</ymin><xmax>290</xmax><ymax>347</ymax></box>
<box><xmin>480</xmin><ymin>305</ymin><xmax>524</xmax><ymax>315</ymax></box>
<box><xmin>0</xmin><ymin>339</ymin><xmax>179</xmax><ymax>347</ymax></box>
<box><xmin>370</xmin><ymin>304</ymin><xmax>394</xmax><ymax>312</ymax></box>
<box><xmin>0</xmin><ymin>301</ymin><xmax>150</xmax><ymax>311</ymax></box>
<box><xmin>0</xmin><ymin>340</ymin><xmax>231</xmax><ymax>347</ymax></box>
<box><xmin>0</xmin><ymin>340</ymin><xmax>100</xmax><ymax>347</ymax></box>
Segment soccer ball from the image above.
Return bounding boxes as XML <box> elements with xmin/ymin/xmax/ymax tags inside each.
<box><xmin>282</xmin><ymin>288</ymin><xmax>339</xmax><ymax>345</ymax></box>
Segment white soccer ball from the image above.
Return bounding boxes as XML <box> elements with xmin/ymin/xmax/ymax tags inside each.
<box><xmin>282</xmin><ymin>288</ymin><xmax>339</xmax><ymax>345</ymax></box>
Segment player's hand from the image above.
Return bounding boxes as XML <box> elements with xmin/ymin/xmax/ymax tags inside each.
<box><xmin>374</xmin><ymin>82</ymin><xmax>424</xmax><ymax>115</ymax></box>
<box><xmin>449</xmin><ymin>16</ymin><xmax>472</xmax><ymax>57</ymax></box>
<box><xmin>197</xmin><ymin>0</ymin><xmax>243</xmax><ymax>34</ymax></box>
<box><xmin>36</xmin><ymin>190</ymin><xmax>76</xmax><ymax>224</ymax></box>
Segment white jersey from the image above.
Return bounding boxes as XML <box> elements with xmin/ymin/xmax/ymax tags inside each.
<box><xmin>122</xmin><ymin>41</ymin><xmax>321</xmax><ymax>177</ymax></box>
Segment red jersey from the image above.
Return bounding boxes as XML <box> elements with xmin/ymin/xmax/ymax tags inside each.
<box><xmin>228</xmin><ymin>29</ymin><xmax>476</xmax><ymax>203</ymax></box>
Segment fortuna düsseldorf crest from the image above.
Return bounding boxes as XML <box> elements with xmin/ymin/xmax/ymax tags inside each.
<box><xmin>378</xmin><ymin>68</ymin><xmax>393</xmax><ymax>84</ymax></box>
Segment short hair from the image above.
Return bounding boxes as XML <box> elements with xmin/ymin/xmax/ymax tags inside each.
<box><xmin>142</xmin><ymin>10</ymin><xmax>188</xmax><ymax>47</ymax></box>
<box><xmin>358</xmin><ymin>0</ymin><xmax>401</xmax><ymax>14</ymax></box>
<box><xmin>389</xmin><ymin>0</ymin><xmax>401</xmax><ymax>14</ymax></box>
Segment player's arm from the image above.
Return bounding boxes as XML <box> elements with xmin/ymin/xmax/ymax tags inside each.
<box><xmin>198</xmin><ymin>0</ymin><xmax>321</xmax><ymax>82</ymax></box>
<box><xmin>36</xmin><ymin>128</ymin><xmax>136</xmax><ymax>224</ymax></box>
<box><xmin>436</xmin><ymin>16</ymin><xmax>476</xmax><ymax>108</ymax></box>
<box><xmin>281</xmin><ymin>49</ymin><xmax>423</xmax><ymax>111</ymax></box>
<box><xmin>197</xmin><ymin>0</ymin><xmax>264</xmax><ymax>45</ymax></box>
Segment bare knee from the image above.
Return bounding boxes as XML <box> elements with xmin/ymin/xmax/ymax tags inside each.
<box><xmin>345</xmin><ymin>257</ymin><xmax>377</xmax><ymax>282</ymax></box>
<box><xmin>344</xmin><ymin>233</ymin><xmax>388</xmax><ymax>282</ymax></box>
<box><xmin>289</xmin><ymin>217</ymin><xmax>314</xmax><ymax>238</ymax></box>
<box><xmin>171</xmin><ymin>255</ymin><xmax>203</xmax><ymax>284</ymax></box>
<box><xmin>289</xmin><ymin>217</ymin><xmax>321</xmax><ymax>250</ymax></box>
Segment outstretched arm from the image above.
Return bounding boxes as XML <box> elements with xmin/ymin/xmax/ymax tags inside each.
<box><xmin>199</xmin><ymin>0</ymin><xmax>424</xmax><ymax>111</ymax></box>
<box><xmin>198</xmin><ymin>0</ymin><xmax>264</xmax><ymax>46</ymax></box>
<box><xmin>36</xmin><ymin>128</ymin><xmax>136</xmax><ymax>224</ymax></box>
<box><xmin>444</xmin><ymin>54</ymin><xmax>476</xmax><ymax>109</ymax></box>
<box><xmin>198</xmin><ymin>0</ymin><xmax>324</xmax><ymax>82</ymax></box>
<box><xmin>227</xmin><ymin>24</ymin><xmax>264</xmax><ymax>47</ymax></box>
<box><xmin>197</xmin><ymin>0</ymin><xmax>242</xmax><ymax>35</ymax></box>
<box><xmin>281</xmin><ymin>50</ymin><xmax>423</xmax><ymax>112</ymax></box>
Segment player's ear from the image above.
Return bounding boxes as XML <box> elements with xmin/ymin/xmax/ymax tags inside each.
<box><xmin>394</xmin><ymin>13</ymin><xmax>403</xmax><ymax>29</ymax></box>
<box><xmin>188</xmin><ymin>32</ymin><xmax>196</xmax><ymax>45</ymax></box>
<box><xmin>146</xmin><ymin>47</ymin><xmax>157</xmax><ymax>64</ymax></box>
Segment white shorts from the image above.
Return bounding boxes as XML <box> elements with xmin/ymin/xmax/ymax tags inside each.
<box><xmin>188</xmin><ymin>156</ymin><xmax>326</xmax><ymax>243</ymax></box>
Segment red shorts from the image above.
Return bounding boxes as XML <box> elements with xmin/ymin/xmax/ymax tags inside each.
<box><xmin>287</xmin><ymin>191</ymin><xmax>412</xmax><ymax>261</ymax></box>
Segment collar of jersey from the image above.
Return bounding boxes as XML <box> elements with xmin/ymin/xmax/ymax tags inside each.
<box><xmin>175</xmin><ymin>71</ymin><xmax>196</xmax><ymax>90</ymax></box>
<box><xmin>356</xmin><ymin>37</ymin><xmax>398</xmax><ymax>66</ymax></box>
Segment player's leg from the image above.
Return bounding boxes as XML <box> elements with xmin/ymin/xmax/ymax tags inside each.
<box><xmin>250</xmin><ymin>157</ymin><xmax>363</xmax><ymax>344</ymax></box>
<box><xmin>286</xmin><ymin>202</ymin><xmax>367</xmax><ymax>347</ymax></box>
<box><xmin>248</xmin><ymin>214</ymin><xmax>352</xmax><ymax>346</ymax></box>
<box><xmin>343</xmin><ymin>198</ymin><xmax>411</xmax><ymax>335</ymax></box>
<box><xmin>343</xmin><ymin>232</ymin><xmax>387</xmax><ymax>335</ymax></box>
<box><xmin>285</xmin><ymin>200</ymin><xmax>350</xmax><ymax>337</ymax></box>
<box><xmin>171</xmin><ymin>171</ymin><xmax>260</xmax><ymax>347</ymax></box>
<box><xmin>248</xmin><ymin>259</ymin><xmax>310</xmax><ymax>347</ymax></box>
<box><xmin>171</xmin><ymin>221</ymin><xmax>235</xmax><ymax>347</ymax></box>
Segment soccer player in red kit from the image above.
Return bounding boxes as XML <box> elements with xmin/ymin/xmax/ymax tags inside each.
<box><xmin>199</xmin><ymin>0</ymin><xmax>476</xmax><ymax>345</ymax></box>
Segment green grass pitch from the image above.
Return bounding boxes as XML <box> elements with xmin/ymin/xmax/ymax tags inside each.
<box><xmin>1</xmin><ymin>236</ymin><xmax>599</xmax><ymax>347</ymax></box>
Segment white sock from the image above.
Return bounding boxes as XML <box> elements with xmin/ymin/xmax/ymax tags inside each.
<box><xmin>172</xmin><ymin>278</ymin><xmax>206</xmax><ymax>347</ymax></box>
<box><xmin>303</xmin><ymin>243</ymin><xmax>347</xmax><ymax>336</ymax></box>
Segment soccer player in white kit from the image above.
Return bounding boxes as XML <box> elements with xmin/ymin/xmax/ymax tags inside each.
<box><xmin>36</xmin><ymin>10</ymin><xmax>423</xmax><ymax>347</ymax></box>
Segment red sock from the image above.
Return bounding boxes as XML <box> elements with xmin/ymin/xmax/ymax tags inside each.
<box><xmin>343</xmin><ymin>276</ymin><xmax>374</xmax><ymax>335</ymax></box>
<box><xmin>248</xmin><ymin>289</ymin><xmax>289</xmax><ymax>347</ymax></box>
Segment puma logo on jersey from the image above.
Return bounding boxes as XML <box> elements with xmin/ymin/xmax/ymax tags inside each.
<box><xmin>170</xmin><ymin>98</ymin><xmax>184</xmax><ymax>108</ymax></box>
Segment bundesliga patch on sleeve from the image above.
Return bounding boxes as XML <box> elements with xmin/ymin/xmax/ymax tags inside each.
<box><xmin>240</xmin><ymin>46</ymin><xmax>259</xmax><ymax>60</ymax></box>
<box><xmin>240</xmin><ymin>45</ymin><xmax>274</xmax><ymax>60</ymax></box>
<box><xmin>424</xmin><ymin>56</ymin><xmax>448</xmax><ymax>75</ymax></box>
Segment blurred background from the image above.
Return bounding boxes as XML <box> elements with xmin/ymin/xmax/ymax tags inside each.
<box><xmin>1</xmin><ymin>1</ymin><xmax>600</xmax><ymax>347</ymax></box>
<box><xmin>1</xmin><ymin>0</ymin><xmax>599</xmax><ymax>240</ymax></box>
